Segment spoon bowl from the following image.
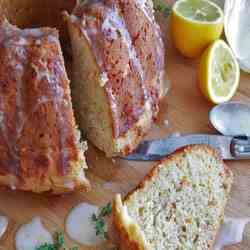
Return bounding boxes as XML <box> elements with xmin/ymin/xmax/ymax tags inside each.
<box><xmin>210</xmin><ymin>102</ymin><xmax>250</xmax><ymax>136</ymax></box>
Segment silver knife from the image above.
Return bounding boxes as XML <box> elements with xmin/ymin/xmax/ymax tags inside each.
<box><xmin>123</xmin><ymin>134</ymin><xmax>250</xmax><ymax>161</ymax></box>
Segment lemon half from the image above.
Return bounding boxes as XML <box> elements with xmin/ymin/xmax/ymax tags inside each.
<box><xmin>199</xmin><ymin>39</ymin><xmax>240</xmax><ymax>104</ymax></box>
<box><xmin>171</xmin><ymin>0</ymin><xmax>224</xmax><ymax>58</ymax></box>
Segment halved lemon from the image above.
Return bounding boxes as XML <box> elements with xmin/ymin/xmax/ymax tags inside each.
<box><xmin>199</xmin><ymin>39</ymin><xmax>240</xmax><ymax>104</ymax></box>
<box><xmin>171</xmin><ymin>0</ymin><xmax>224</xmax><ymax>58</ymax></box>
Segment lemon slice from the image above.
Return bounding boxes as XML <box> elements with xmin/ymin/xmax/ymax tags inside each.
<box><xmin>171</xmin><ymin>0</ymin><xmax>224</xmax><ymax>58</ymax></box>
<box><xmin>199</xmin><ymin>39</ymin><xmax>240</xmax><ymax>104</ymax></box>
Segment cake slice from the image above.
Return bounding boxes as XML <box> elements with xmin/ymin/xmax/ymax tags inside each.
<box><xmin>113</xmin><ymin>145</ymin><xmax>233</xmax><ymax>250</ymax></box>
<box><xmin>65</xmin><ymin>0</ymin><xmax>165</xmax><ymax>157</ymax></box>
<box><xmin>0</xmin><ymin>18</ymin><xmax>90</xmax><ymax>193</ymax></box>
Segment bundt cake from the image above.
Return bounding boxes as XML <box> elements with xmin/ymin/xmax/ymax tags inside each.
<box><xmin>113</xmin><ymin>145</ymin><xmax>233</xmax><ymax>250</ymax></box>
<box><xmin>0</xmin><ymin>18</ymin><xmax>90</xmax><ymax>193</ymax></box>
<box><xmin>65</xmin><ymin>0</ymin><xmax>166</xmax><ymax>156</ymax></box>
<box><xmin>0</xmin><ymin>0</ymin><xmax>77</xmax><ymax>43</ymax></box>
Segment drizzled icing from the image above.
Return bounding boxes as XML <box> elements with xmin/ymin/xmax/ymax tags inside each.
<box><xmin>101</xmin><ymin>6</ymin><xmax>146</xmax><ymax>92</ymax></box>
<box><xmin>102</xmin><ymin>5</ymin><xmax>151</xmax><ymax>135</ymax></box>
<box><xmin>71</xmin><ymin>0</ymin><xmax>166</xmax><ymax>137</ymax></box>
<box><xmin>0</xmin><ymin>20</ymin><xmax>73</xmax><ymax>184</ymax></box>
<box><xmin>135</xmin><ymin>0</ymin><xmax>155</xmax><ymax>24</ymax></box>
<box><xmin>100</xmin><ymin>72</ymin><xmax>109</xmax><ymax>87</ymax></box>
<box><xmin>34</xmin><ymin>53</ymin><xmax>70</xmax><ymax>175</ymax></box>
<box><xmin>118</xmin><ymin>0</ymin><xmax>165</xmax><ymax>111</ymax></box>
<box><xmin>0</xmin><ymin>35</ymin><xmax>27</xmax><ymax>173</ymax></box>
<box><xmin>102</xmin><ymin>17</ymin><xmax>119</xmax><ymax>41</ymax></box>
<box><xmin>134</xmin><ymin>0</ymin><xmax>165</xmax><ymax>98</ymax></box>
<box><xmin>114</xmin><ymin>9</ymin><xmax>144</xmax><ymax>77</ymax></box>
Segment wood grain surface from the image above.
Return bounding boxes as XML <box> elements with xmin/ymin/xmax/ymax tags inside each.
<box><xmin>0</xmin><ymin>4</ymin><xmax>250</xmax><ymax>250</ymax></box>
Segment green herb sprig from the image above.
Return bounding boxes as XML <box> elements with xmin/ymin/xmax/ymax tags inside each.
<box><xmin>100</xmin><ymin>202</ymin><xmax>112</xmax><ymax>217</ymax></box>
<box><xmin>36</xmin><ymin>231</ymin><xmax>78</xmax><ymax>250</ymax></box>
<box><xmin>91</xmin><ymin>202</ymin><xmax>112</xmax><ymax>240</ymax></box>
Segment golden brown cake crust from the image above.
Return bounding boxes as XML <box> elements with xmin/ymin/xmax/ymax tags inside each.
<box><xmin>0</xmin><ymin>19</ymin><xmax>90</xmax><ymax>193</ymax></box>
<box><xmin>113</xmin><ymin>200</ymin><xmax>144</xmax><ymax>250</ymax></box>
<box><xmin>71</xmin><ymin>0</ymin><xmax>165</xmax><ymax>138</ymax></box>
<box><xmin>113</xmin><ymin>145</ymin><xmax>233</xmax><ymax>250</ymax></box>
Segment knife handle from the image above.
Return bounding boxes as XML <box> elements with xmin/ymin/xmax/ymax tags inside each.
<box><xmin>231</xmin><ymin>136</ymin><xmax>250</xmax><ymax>159</ymax></box>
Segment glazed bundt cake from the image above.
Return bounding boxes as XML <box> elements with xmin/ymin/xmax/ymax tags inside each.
<box><xmin>0</xmin><ymin>0</ymin><xmax>77</xmax><ymax>42</ymax></box>
<box><xmin>0</xmin><ymin>18</ymin><xmax>90</xmax><ymax>193</ymax></box>
<box><xmin>66</xmin><ymin>0</ymin><xmax>166</xmax><ymax>156</ymax></box>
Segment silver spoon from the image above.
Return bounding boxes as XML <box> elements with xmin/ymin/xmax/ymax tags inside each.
<box><xmin>210</xmin><ymin>102</ymin><xmax>250</xmax><ymax>136</ymax></box>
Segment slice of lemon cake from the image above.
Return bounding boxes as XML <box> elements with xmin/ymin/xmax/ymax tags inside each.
<box><xmin>113</xmin><ymin>145</ymin><xmax>233</xmax><ymax>250</ymax></box>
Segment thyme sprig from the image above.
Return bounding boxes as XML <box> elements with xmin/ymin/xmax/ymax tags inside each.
<box><xmin>36</xmin><ymin>231</ymin><xmax>78</xmax><ymax>250</ymax></box>
<box><xmin>91</xmin><ymin>202</ymin><xmax>112</xmax><ymax>240</ymax></box>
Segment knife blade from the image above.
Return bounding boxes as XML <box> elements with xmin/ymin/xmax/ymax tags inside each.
<box><xmin>123</xmin><ymin>134</ymin><xmax>250</xmax><ymax>161</ymax></box>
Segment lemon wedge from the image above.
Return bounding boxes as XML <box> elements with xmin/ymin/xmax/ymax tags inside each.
<box><xmin>171</xmin><ymin>0</ymin><xmax>224</xmax><ymax>58</ymax></box>
<box><xmin>199</xmin><ymin>39</ymin><xmax>240</xmax><ymax>104</ymax></box>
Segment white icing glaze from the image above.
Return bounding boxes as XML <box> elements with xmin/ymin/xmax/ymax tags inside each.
<box><xmin>63</xmin><ymin>181</ymin><xmax>75</xmax><ymax>189</ymax></box>
<box><xmin>77</xmin><ymin>4</ymin><xmax>146</xmax><ymax>88</ymax></box>
<box><xmin>14</xmin><ymin>97</ymin><xmax>57</xmax><ymax>143</ymax></box>
<box><xmin>100</xmin><ymin>72</ymin><xmax>109</xmax><ymax>87</ymax></box>
<box><xmin>71</xmin><ymin>0</ymin><xmax>164</xmax><ymax>136</ymax></box>
<box><xmin>135</xmin><ymin>0</ymin><xmax>155</xmax><ymax>24</ymax></box>
<box><xmin>0</xmin><ymin>38</ymin><xmax>27</xmax><ymax>168</ymax></box>
<box><xmin>31</xmin><ymin>62</ymin><xmax>54</xmax><ymax>83</ymax></box>
<box><xmin>0</xmin><ymin>216</ymin><xmax>8</xmax><ymax>239</ymax></box>
<box><xmin>31</xmin><ymin>50</ymin><xmax>69</xmax><ymax>174</ymax></box>
<box><xmin>22</xmin><ymin>28</ymin><xmax>46</xmax><ymax>38</ymax></box>
<box><xmin>164</xmin><ymin>119</ymin><xmax>169</xmax><ymax>127</ymax></box>
<box><xmin>47</xmin><ymin>34</ymin><xmax>59</xmax><ymax>44</ymax></box>
<box><xmin>104</xmin><ymin>7</ymin><xmax>144</xmax><ymax>82</ymax></box>
<box><xmin>15</xmin><ymin>37</ymin><xmax>29</xmax><ymax>46</ymax></box>
<box><xmin>101</xmin><ymin>5</ymin><xmax>150</xmax><ymax>112</ymax></box>
<box><xmin>214</xmin><ymin>216</ymin><xmax>250</xmax><ymax>250</ymax></box>
<box><xmin>65</xmin><ymin>203</ymin><xmax>102</xmax><ymax>246</ymax></box>
<box><xmin>14</xmin><ymin>47</ymin><xmax>26</xmax><ymax>139</ymax></box>
<box><xmin>136</xmin><ymin>0</ymin><xmax>165</xmax><ymax>93</ymax></box>
<box><xmin>15</xmin><ymin>217</ymin><xmax>53</xmax><ymax>250</ymax></box>
<box><xmin>0</xmin><ymin>23</ymin><xmax>71</xmax><ymax>179</ymax></box>
<box><xmin>102</xmin><ymin>17</ymin><xmax>119</xmax><ymax>41</ymax></box>
<box><xmin>35</xmin><ymin>39</ymin><xmax>42</xmax><ymax>45</ymax></box>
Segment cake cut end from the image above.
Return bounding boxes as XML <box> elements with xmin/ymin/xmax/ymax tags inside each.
<box><xmin>113</xmin><ymin>145</ymin><xmax>233</xmax><ymax>250</ymax></box>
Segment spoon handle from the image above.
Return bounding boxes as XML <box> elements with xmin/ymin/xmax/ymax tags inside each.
<box><xmin>231</xmin><ymin>136</ymin><xmax>250</xmax><ymax>159</ymax></box>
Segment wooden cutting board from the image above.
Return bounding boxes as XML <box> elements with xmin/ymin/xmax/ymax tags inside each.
<box><xmin>0</xmin><ymin>5</ymin><xmax>250</xmax><ymax>250</ymax></box>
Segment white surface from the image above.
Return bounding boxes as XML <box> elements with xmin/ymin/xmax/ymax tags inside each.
<box><xmin>214</xmin><ymin>216</ymin><xmax>250</xmax><ymax>250</ymax></box>
<box><xmin>65</xmin><ymin>203</ymin><xmax>102</xmax><ymax>246</ymax></box>
<box><xmin>15</xmin><ymin>217</ymin><xmax>53</xmax><ymax>250</ymax></box>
